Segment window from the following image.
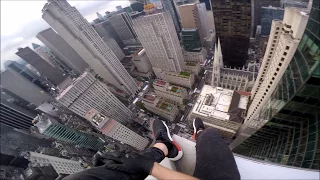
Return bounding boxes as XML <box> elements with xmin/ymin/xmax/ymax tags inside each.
<box><xmin>279</xmin><ymin>63</ymin><xmax>282</xmax><ymax>66</ymax></box>
<box><xmin>274</xmin><ymin>36</ymin><xmax>278</xmax><ymax>38</ymax></box>
<box><xmin>276</xmin><ymin>68</ymin><xmax>279</xmax><ymax>71</ymax></box>
<box><xmin>276</xmin><ymin>27</ymin><xmax>279</xmax><ymax>30</ymax></box>
<box><xmin>274</xmin><ymin>72</ymin><xmax>277</xmax><ymax>76</ymax></box>
<box><xmin>271</xmin><ymin>48</ymin><xmax>274</xmax><ymax>51</ymax></box>
<box><xmin>275</xmin><ymin>32</ymin><xmax>279</xmax><ymax>34</ymax></box>
<box><xmin>283</xmin><ymin>52</ymin><xmax>287</xmax><ymax>56</ymax></box>
<box><xmin>286</xmin><ymin>46</ymin><xmax>290</xmax><ymax>50</ymax></box>
<box><xmin>272</xmin><ymin>77</ymin><xmax>275</xmax><ymax>80</ymax></box>
<box><xmin>281</xmin><ymin>57</ymin><xmax>285</xmax><ymax>61</ymax></box>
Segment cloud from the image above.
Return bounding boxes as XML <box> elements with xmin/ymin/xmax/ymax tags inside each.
<box><xmin>0</xmin><ymin>0</ymin><xmax>130</xmax><ymax>66</ymax></box>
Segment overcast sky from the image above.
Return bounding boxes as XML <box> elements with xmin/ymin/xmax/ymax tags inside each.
<box><xmin>0</xmin><ymin>0</ymin><xmax>130</xmax><ymax>67</ymax></box>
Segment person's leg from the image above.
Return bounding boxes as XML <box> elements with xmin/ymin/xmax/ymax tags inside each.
<box><xmin>192</xmin><ymin>118</ymin><xmax>240</xmax><ymax>180</ymax></box>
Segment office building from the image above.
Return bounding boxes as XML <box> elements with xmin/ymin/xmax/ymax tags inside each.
<box><xmin>109</xmin><ymin>12</ymin><xmax>140</xmax><ymax>45</ymax></box>
<box><xmin>230</xmin><ymin>8</ymin><xmax>313</xmax><ymax>169</ymax></box>
<box><xmin>84</xmin><ymin>109</ymin><xmax>149</xmax><ymax>150</ymax></box>
<box><xmin>34</xmin><ymin>114</ymin><xmax>104</xmax><ymax>150</ymax></box>
<box><xmin>120</xmin><ymin>56</ymin><xmax>154</xmax><ymax>79</ymax></box>
<box><xmin>0</xmin><ymin>92</ymin><xmax>36</xmax><ymax>130</ymax></box>
<box><xmin>132</xmin><ymin>11</ymin><xmax>186</xmax><ymax>77</ymax></box>
<box><xmin>163</xmin><ymin>71</ymin><xmax>195</xmax><ymax>89</ymax></box>
<box><xmin>197</xmin><ymin>3</ymin><xmax>210</xmax><ymax>39</ymax></box>
<box><xmin>37</xmin><ymin>28</ymin><xmax>89</xmax><ymax>74</ymax></box>
<box><xmin>42</xmin><ymin>0</ymin><xmax>139</xmax><ymax>96</ymax></box>
<box><xmin>102</xmin><ymin>37</ymin><xmax>125</xmax><ymax>60</ymax></box>
<box><xmin>32</xmin><ymin>44</ymin><xmax>74</xmax><ymax>76</ymax></box>
<box><xmin>260</xmin><ymin>7</ymin><xmax>284</xmax><ymax>35</ymax></box>
<box><xmin>183</xmin><ymin>49</ymin><xmax>207</xmax><ymax>62</ymax></box>
<box><xmin>281</xmin><ymin>0</ymin><xmax>309</xmax><ymax>8</ymax></box>
<box><xmin>233</xmin><ymin>3</ymin><xmax>319</xmax><ymax>170</ymax></box>
<box><xmin>93</xmin><ymin>20</ymin><xmax>125</xmax><ymax>49</ymax></box>
<box><xmin>0</xmin><ymin>124</ymin><xmax>52</xmax><ymax>158</ymax></box>
<box><xmin>130</xmin><ymin>2</ymin><xmax>144</xmax><ymax>12</ymax></box>
<box><xmin>15</xmin><ymin>47</ymin><xmax>66</xmax><ymax>85</ymax></box>
<box><xmin>174</xmin><ymin>0</ymin><xmax>195</xmax><ymax>5</ymax></box>
<box><xmin>142</xmin><ymin>94</ymin><xmax>179</xmax><ymax>121</ymax></box>
<box><xmin>179</xmin><ymin>4</ymin><xmax>199</xmax><ymax>29</ymax></box>
<box><xmin>185</xmin><ymin>61</ymin><xmax>200</xmax><ymax>75</ymax></box>
<box><xmin>1</xmin><ymin>70</ymin><xmax>55</xmax><ymax>106</ymax></box>
<box><xmin>153</xmin><ymin>80</ymin><xmax>187</xmax><ymax>105</ymax></box>
<box><xmin>27</xmin><ymin>152</ymin><xmax>84</xmax><ymax>175</ymax></box>
<box><xmin>56</xmin><ymin>70</ymin><xmax>133</xmax><ymax>124</ymax></box>
<box><xmin>160</xmin><ymin>0</ymin><xmax>182</xmax><ymax>35</ymax></box>
<box><xmin>131</xmin><ymin>48</ymin><xmax>152</xmax><ymax>73</ymax></box>
<box><xmin>181</xmin><ymin>29</ymin><xmax>202</xmax><ymax>52</ymax></box>
<box><xmin>200</xmin><ymin>0</ymin><xmax>211</xmax><ymax>10</ymax></box>
<box><xmin>189</xmin><ymin>85</ymin><xmax>249</xmax><ymax>138</ymax></box>
<box><xmin>212</xmin><ymin>40</ymin><xmax>259</xmax><ymax>92</ymax></box>
<box><xmin>211</xmin><ymin>0</ymin><xmax>251</xmax><ymax>67</ymax></box>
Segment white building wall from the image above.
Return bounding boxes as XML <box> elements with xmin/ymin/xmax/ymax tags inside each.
<box><xmin>197</xmin><ymin>3</ymin><xmax>210</xmax><ymax>39</ymax></box>
<box><xmin>132</xmin><ymin>49</ymin><xmax>152</xmax><ymax>73</ymax></box>
<box><xmin>230</xmin><ymin>8</ymin><xmax>309</xmax><ymax>149</ymax></box>
<box><xmin>132</xmin><ymin>12</ymin><xmax>185</xmax><ymax>76</ymax></box>
<box><xmin>102</xmin><ymin>37</ymin><xmax>125</xmax><ymax>60</ymax></box>
<box><xmin>28</xmin><ymin>152</ymin><xmax>84</xmax><ymax>174</ymax></box>
<box><xmin>42</xmin><ymin>0</ymin><xmax>138</xmax><ymax>96</ymax></box>
<box><xmin>56</xmin><ymin>71</ymin><xmax>132</xmax><ymax>124</ymax></box>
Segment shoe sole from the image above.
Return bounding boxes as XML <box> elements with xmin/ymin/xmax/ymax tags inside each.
<box><xmin>161</xmin><ymin>121</ymin><xmax>183</xmax><ymax>161</ymax></box>
<box><xmin>192</xmin><ymin>118</ymin><xmax>196</xmax><ymax>140</ymax></box>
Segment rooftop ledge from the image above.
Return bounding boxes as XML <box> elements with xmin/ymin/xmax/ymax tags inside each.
<box><xmin>146</xmin><ymin>135</ymin><xmax>320</xmax><ymax>179</ymax></box>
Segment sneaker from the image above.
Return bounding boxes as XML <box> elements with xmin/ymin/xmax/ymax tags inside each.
<box><xmin>152</xmin><ymin>119</ymin><xmax>183</xmax><ymax>161</ymax></box>
<box><xmin>192</xmin><ymin>117</ymin><xmax>205</xmax><ymax>140</ymax></box>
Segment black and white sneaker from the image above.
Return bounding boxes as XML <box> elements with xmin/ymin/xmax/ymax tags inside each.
<box><xmin>153</xmin><ymin>119</ymin><xmax>183</xmax><ymax>161</ymax></box>
<box><xmin>192</xmin><ymin>117</ymin><xmax>205</xmax><ymax>140</ymax></box>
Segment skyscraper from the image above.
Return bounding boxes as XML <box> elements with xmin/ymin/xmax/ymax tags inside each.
<box><xmin>108</xmin><ymin>12</ymin><xmax>140</xmax><ymax>46</ymax></box>
<box><xmin>37</xmin><ymin>28</ymin><xmax>89</xmax><ymax>75</ymax></box>
<box><xmin>93</xmin><ymin>20</ymin><xmax>125</xmax><ymax>48</ymax></box>
<box><xmin>181</xmin><ymin>29</ymin><xmax>201</xmax><ymax>52</ymax></box>
<box><xmin>41</xmin><ymin>0</ymin><xmax>138</xmax><ymax>96</ymax></box>
<box><xmin>1</xmin><ymin>70</ymin><xmax>55</xmax><ymax>106</ymax></box>
<box><xmin>34</xmin><ymin>114</ymin><xmax>104</xmax><ymax>150</ymax></box>
<box><xmin>15</xmin><ymin>47</ymin><xmax>66</xmax><ymax>85</ymax></box>
<box><xmin>85</xmin><ymin>109</ymin><xmax>149</xmax><ymax>150</ymax></box>
<box><xmin>230</xmin><ymin>6</ymin><xmax>319</xmax><ymax>170</ymax></box>
<box><xmin>132</xmin><ymin>11</ymin><xmax>185</xmax><ymax>77</ymax></box>
<box><xmin>56</xmin><ymin>70</ymin><xmax>133</xmax><ymax>125</ymax></box>
<box><xmin>211</xmin><ymin>0</ymin><xmax>251</xmax><ymax>67</ymax></box>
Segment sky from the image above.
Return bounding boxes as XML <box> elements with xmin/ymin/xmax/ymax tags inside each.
<box><xmin>0</xmin><ymin>0</ymin><xmax>130</xmax><ymax>68</ymax></box>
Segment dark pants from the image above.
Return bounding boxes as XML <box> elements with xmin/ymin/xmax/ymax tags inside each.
<box><xmin>64</xmin><ymin>128</ymin><xmax>240</xmax><ymax>180</ymax></box>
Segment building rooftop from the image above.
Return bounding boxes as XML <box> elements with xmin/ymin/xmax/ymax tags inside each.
<box><xmin>156</xmin><ymin>101</ymin><xmax>173</xmax><ymax>112</ymax></box>
<box><xmin>186</xmin><ymin>61</ymin><xmax>198</xmax><ymax>66</ymax></box>
<box><xmin>143</xmin><ymin>94</ymin><xmax>156</xmax><ymax>102</ymax></box>
<box><xmin>154</xmin><ymin>79</ymin><xmax>166</xmax><ymax>86</ymax></box>
<box><xmin>147</xmin><ymin>135</ymin><xmax>320</xmax><ymax>179</ymax></box>
<box><xmin>191</xmin><ymin>85</ymin><xmax>248</xmax><ymax>122</ymax></box>
<box><xmin>179</xmin><ymin>71</ymin><xmax>191</xmax><ymax>78</ymax></box>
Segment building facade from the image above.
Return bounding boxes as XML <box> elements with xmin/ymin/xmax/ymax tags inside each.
<box><xmin>153</xmin><ymin>79</ymin><xmax>187</xmax><ymax>105</ymax></box>
<box><xmin>102</xmin><ymin>37</ymin><xmax>125</xmax><ymax>60</ymax></box>
<box><xmin>1</xmin><ymin>70</ymin><xmax>55</xmax><ymax>106</ymax></box>
<box><xmin>108</xmin><ymin>12</ymin><xmax>140</xmax><ymax>46</ymax></box>
<box><xmin>260</xmin><ymin>7</ymin><xmax>284</xmax><ymax>36</ymax></box>
<box><xmin>56</xmin><ymin>70</ymin><xmax>133</xmax><ymax>124</ymax></box>
<box><xmin>185</xmin><ymin>61</ymin><xmax>200</xmax><ymax>75</ymax></box>
<box><xmin>15</xmin><ymin>47</ymin><xmax>66</xmax><ymax>85</ymax></box>
<box><xmin>211</xmin><ymin>0</ymin><xmax>251</xmax><ymax>67</ymax></box>
<box><xmin>232</xmin><ymin>2</ymin><xmax>319</xmax><ymax>170</ymax></box>
<box><xmin>159</xmin><ymin>0</ymin><xmax>182</xmax><ymax>35</ymax></box>
<box><xmin>85</xmin><ymin>109</ymin><xmax>149</xmax><ymax>150</ymax></box>
<box><xmin>37</xmin><ymin>28</ymin><xmax>89</xmax><ymax>75</ymax></box>
<box><xmin>183</xmin><ymin>49</ymin><xmax>206</xmax><ymax>62</ymax></box>
<box><xmin>131</xmin><ymin>48</ymin><xmax>152</xmax><ymax>73</ymax></box>
<box><xmin>163</xmin><ymin>71</ymin><xmax>195</xmax><ymax>89</ymax></box>
<box><xmin>27</xmin><ymin>152</ymin><xmax>84</xmax><ymax>175</ymax></box>
<box><xmin>189</xmin><ymin>85</ymin><xmax>249</xmax><ymax>138</ymax></box>
<box><xmin>42</xmin><ymin>0</ymin><xmax>138</xmax><ymax>96</ymax></box>
<box><xmin>93</xmin><ymin>20</ymin><xmax>125</xmax><ymax>49</ymax></box>
<box><xmin>142</xmin><ymin>94</ymin><xmax>179</xmax><ymax>121</ymax></box>
<box><xmin>132</xmin><ymin>11</ymin><xmax>186</xmax><ymax>76</ymax></box>
<box><xmin>181</xmin><ymin>29</ymin><xmax>201</xmax><ymax>52</ymax></box>
<box><xmin>230</xmin><ymin>7</ymin><xmax>315</xmax><ymax>168</ymax></box>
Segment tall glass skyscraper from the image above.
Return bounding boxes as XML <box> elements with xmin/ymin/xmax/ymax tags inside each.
<box><xmin>233</xmin><ymin>0</ymin><xmax>320</xmax><ymax>170</ymax></box>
